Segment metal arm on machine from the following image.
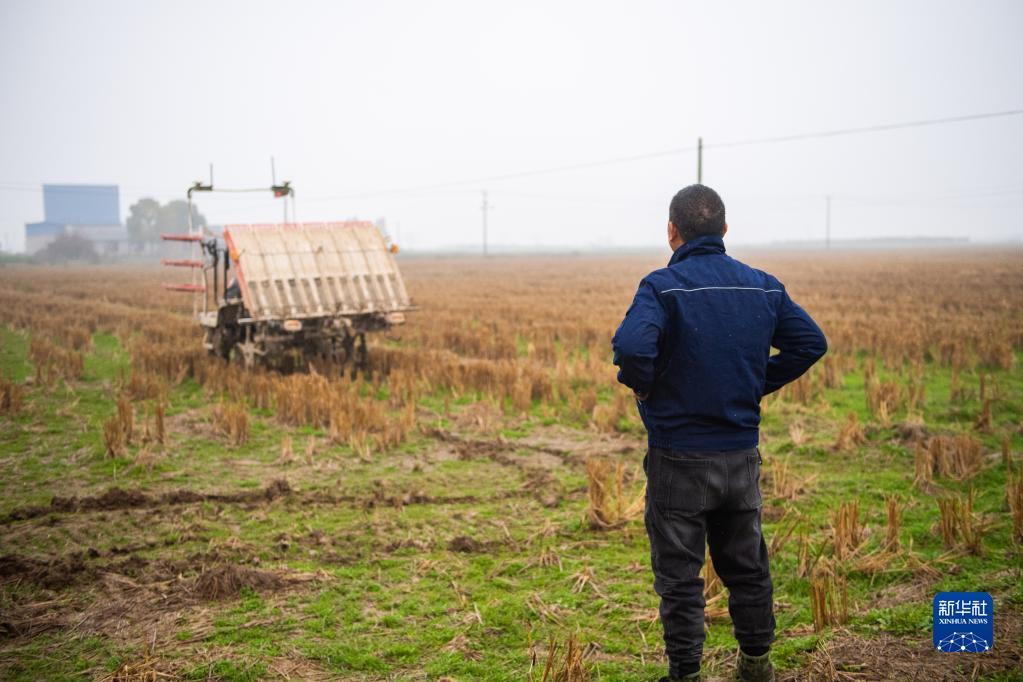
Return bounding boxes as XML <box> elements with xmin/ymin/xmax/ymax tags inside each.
<box><xmin>161</xmin><ymin>167</ymin><xmax>293</xmax><ymax>319</ymax></box>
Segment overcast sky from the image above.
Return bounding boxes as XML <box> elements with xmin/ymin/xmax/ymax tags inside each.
<box><xmin>1</xmin><ymin>0</ymin><xmax>1021</xmax><ymax>252</ymax></box>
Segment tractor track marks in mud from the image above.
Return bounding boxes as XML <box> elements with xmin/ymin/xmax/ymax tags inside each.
<box><xmin>4</xmin><ymin>479</ymin><xmax>293</xmax><ymax>523</ymax></box>
<box><xmin>2</xmin><ymin>428</ymin><xmax>611</xmax><ymax>524</ymax></box>
<box><xmin>424</xmin><ymin>426</ymin><xmax>642</xmax><ymax>473</ymax></box>
<box><xmin>425</xmin><ymin>427</ymin><xmax>583</xmax><ymax>466</ymax></box>
<box><xmin>2</xmin><ymin>477</ymin><xmax>539</xmax><ymax>525</ymax></box>
<box><xmin>423</xmin><ymin>427</ymin><xmax>611</xmax><ymax>508</ymax></box>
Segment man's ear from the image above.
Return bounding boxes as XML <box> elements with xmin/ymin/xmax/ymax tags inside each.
<box><xmin>722</xmin><ymin>223</ymin><xmax>728</xmax><ymax>237</ymax></box>
<box><xmin>668</xmin><ymin>221</ymin><xmax>679</xmax><ymax>242</ymax></box>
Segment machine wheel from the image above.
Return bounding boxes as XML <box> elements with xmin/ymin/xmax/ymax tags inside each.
<box><xmin>340</xmin><ymin>333</ymin><xmax>355</xmax><ymax>370</ymax></box>
<box><xmin>210</xmin><ymin>326</ymin><xmax>236</xmax><ymax>360</ymax></box>
<box><xmin>232</xmin><ymin>340</ymin><xmax>262</xmax><ymax>370</ymax></box>
<box><xmin>348</xmin><ymin>333</ymin><xmax>368</xmax><ymax>379</ymax></box>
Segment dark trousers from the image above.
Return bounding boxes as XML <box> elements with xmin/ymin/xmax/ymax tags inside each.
<box><xmin>643</xmin><ymin>446</ymin><xmax>775</xmax><ymax>675</ymax></box>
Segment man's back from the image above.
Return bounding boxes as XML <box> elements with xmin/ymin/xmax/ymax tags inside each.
<box><xmin>614</xmin><ymin>185</ymin><xmax>827</xmax><ymax>682</ymax></box>
<box><xmin>613</xmin><ymin>234</ymin><xmax>827</xmax><ymax>451</ymax></box>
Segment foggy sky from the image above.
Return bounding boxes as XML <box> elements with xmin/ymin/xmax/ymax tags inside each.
<box><xmin>1</xmin><ymin>0</ymin><xmax>1022</xmax><ymax>253</ymax></box>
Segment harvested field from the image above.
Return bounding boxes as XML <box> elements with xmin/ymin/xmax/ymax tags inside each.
<box><xmin>1</xmin><ymin>249</ymin><xmax>1022</xmax><ymax>680</ymax></box>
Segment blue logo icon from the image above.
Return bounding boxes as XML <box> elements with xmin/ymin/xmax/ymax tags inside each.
<box><xmin>933</xmin><ymin>592</ymin><xmax>993</xmax><ymax>652</ymax></box>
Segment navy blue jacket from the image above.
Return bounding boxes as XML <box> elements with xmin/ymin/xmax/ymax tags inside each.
<box><xmin>612</xmin><ymin>234</ymin><xmax>827</xmax><ymax>451</ymax></box>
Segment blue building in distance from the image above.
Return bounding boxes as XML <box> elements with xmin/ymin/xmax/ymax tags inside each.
<box><xmin>25</xmin><ymin>184</ymin><xmax>128</xmax><ymax>254</ymax></box>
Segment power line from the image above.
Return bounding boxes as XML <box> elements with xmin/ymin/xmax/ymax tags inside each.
<box><xmin>707</xmin><ymin>108</ymin><xmax>1023</xmax><ymax>150</ymax></box>
<box><xmin>301</xmin><ymin>146</ymin><xmax>699</xmax><ymax>202</ymax></box>
<box><xmin>302</xmin><ymin>107</ymin><xmax>1023</xmax><ymax>202</ymax></box>
<box><xmin>3</xmin><ymin>108</ymin><xmax>1021</xmax><ymax>208</ymax></box>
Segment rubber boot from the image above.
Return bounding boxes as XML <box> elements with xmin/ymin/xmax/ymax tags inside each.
<box><xmin>735</xmin><ymin>649</ymin><xmax>774</xmax><ymax>682</ymax></box>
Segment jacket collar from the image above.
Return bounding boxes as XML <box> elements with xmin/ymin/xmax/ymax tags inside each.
<box><xmin>668</xmin><ymin>233</ymin><xmax>726</xmax><ymax>266</ymax></box>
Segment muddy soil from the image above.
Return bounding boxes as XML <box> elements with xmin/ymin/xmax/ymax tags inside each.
<box><xmin>5</xmin><ymin>478</ymin><xmax>293</xmax><ymax>522</ymax></box>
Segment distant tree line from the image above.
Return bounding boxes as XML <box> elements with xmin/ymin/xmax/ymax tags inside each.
<box><xmin>126</xmin><ymin>198</ymin><xmax>207</xmax><ymax>242</ymax></box>
<box><xmin>31</xmin><ymin>198</ymin><xmax>208</xmax><ymax>264</ymax></box>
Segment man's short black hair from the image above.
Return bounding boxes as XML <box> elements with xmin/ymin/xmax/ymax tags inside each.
<box><xmin>669</xmin><ymin>184</ymin><xmax>726</xmax><ymax>241</ymax></box>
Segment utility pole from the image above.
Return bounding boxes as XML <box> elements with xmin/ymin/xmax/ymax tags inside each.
<box><xmin>481</xmin><ymin>190</ymin><xmax>491</xmax><ymax>257</ymax></box>
<box><xmin>825</xmin><ymin>195</ymin><xmax>832</xmax><ymax>250</ymax></box>
<box><xmin>697</xmin><ymin>137</ymin><xmax>703</xmax><ymax>183</ymax></box>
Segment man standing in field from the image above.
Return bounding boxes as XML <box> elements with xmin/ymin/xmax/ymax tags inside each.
<box><xmin>612</xmin><ymin>185</ymin><xmax>827</xmax><ymax>682</ymax></box>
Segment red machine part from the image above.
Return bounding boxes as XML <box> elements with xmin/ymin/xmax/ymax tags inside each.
<box><xmin>162</xmin><ymin>283</ymin><xmax>206</xmax><ymax>293</ymax></box>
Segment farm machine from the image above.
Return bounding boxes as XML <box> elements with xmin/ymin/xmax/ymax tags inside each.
<box><xmin>161</xmin><ymin>180</ymin><xmax>412</xmax><ymax>370</ymax></box>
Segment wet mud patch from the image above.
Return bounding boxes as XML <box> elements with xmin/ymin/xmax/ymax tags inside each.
<box><xmin>447</xmin><ymin>534</ymin><xmax>507</xmax><ymax>554</ymax></box>
<box><xmin>448</xmin><ymin>535</ymin><xmax>486</xmax><ymax>553</ymax></box>
<box><xmin>0</xmin><ymin>553</ymin><xmax>92</xmax><ymax>591</ymax></box>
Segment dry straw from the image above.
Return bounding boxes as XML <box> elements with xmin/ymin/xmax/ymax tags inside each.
<box><xmin>102</xmin><ymin>414</ymin><xmax>125</xmax><ymax>457</ymax></box>
<box><xmin>0</xmin><ymin>378</ymin><xmax>24</xmax><ymax>414</ymax></box>
<box><xmin>788</xmin><ymin>421</ymin><xmax>809</xmax><ymax>447</ymax></box>
<box><xmin>102</xmin><ymin>393</ymin><xmax>136</xmax><ymax>457</ymax></box>
<box><xmin>769</xmin><ymin>510</ymin><xmax>801</xmax><ymax>557</ymax></box>
<box><xmin>975</xmin><ymin>398</ymin><xmax>993</xmax><ymax>432</ymax></box>
<box><xmin>116</xmin><ymin>394</ymin><xmax>134</xmax><ymax>444</ymax></box>
<box><xmin>797</xmin><ymin>532</ymin><xmax>811</xmax><ymax>578</ymax></box>
<box><xmin>1007</xmin><ymin>472</ymin><xmax>1023</xmax><ymax>544</ymax></box>
<box><xmin>915</xmin><ymin>434</ymin><xmax>984</xmax><ymax>486</ymax></box>
<box><xmin>765</xmin><ymin>457</ymin><xmax>817</xmax><ymax>501</ymax></box>
<box><xmin>584</xmin><ymin>458</ymin><xmax>644</xmax><ymax>529</ymax></box>
<box><xmin>702</xmin><ymin>551</ymin><xmax>729</xmax><ymax>620</ymax></box>
<box><xmin>830</xmin><ymin>500</ymin><xmax>863</xmax><ymax>561</ymax></box>
<box><xmin>528</xmin><ymin>635</ymin><xmax>589</xmax><ymax>682</ymax></box>
<box><xmin>769</xmin><ymin>456</ymin><xmax>794</xmax><ymax>499</ymax></box>
<box><xmin>884</xmin><ymin>495</ymin><xmax>902</xmax><ymax>552</ymax></box>
<box><xmin>96</xmin><ymin>654</ymin><xmax>171</xmax><ymax>682</ymax></box>
<box><xmin>278</xmin><ymin>435</ymin><xmax>295</xmax><ymax>465</ymax></box>
<box><xmin>936</xmin><ymin>489</ymin><xmax>984</xmax><ymax>555</ymax></box>
<box><xmin>28</xmin><ymin>336</ymin><xmax>84</xmax><ymax>385</ymax></box>
<box><xmin>212</xmin><ymin>401</ymin><xmax>249</xmax><ymax>446</ymax></box>
<box><xmin>973</xmin><ymin>374</ymin><xmax>990</xmax><ymax>431</ymax></box>
<box><xmin>833</xmin><ymin>412</ymin><xmax>865</xmax><ymax>452</ymax></box>
<box><xmin>866</xmin><ymin>378</ymin><xmax>903</xmax><ymax>421</ymax></box>
<box><xmin>809</xmin><ymin>567</ymin><xmax>848</xmax><ymax>632</ymax></box>
<box><xmin>153</xmin><ymin>401</ymin><xmax>165</xmax><ymax>445</ymax></box>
